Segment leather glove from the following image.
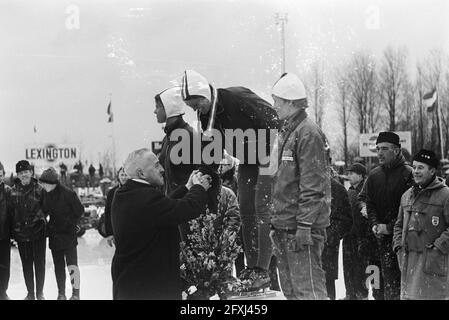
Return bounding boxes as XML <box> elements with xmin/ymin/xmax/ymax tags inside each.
<box><xmin>294</xmin><ymin>227</ymin><xmax>313</xmax><ymax>251</ymax></box>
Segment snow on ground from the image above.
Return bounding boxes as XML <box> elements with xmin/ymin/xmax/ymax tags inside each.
<box><xmin>8</xmin><ymin>230</ymin><xmax>350</xmax><ymax>300</ymax></box>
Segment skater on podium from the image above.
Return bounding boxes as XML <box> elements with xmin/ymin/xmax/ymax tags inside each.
<box><xmin>268</xmin><ymin>73</ymin><xmax>331</xmax><ymax>300</ymax></box>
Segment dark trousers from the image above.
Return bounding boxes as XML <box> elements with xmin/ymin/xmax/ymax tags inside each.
<box><xmin>326</xmin><ymin>277</ymin><xmax>336</xmax><ymax>300</ymax></box>
<box><xmin>342</xmin><ymin>234</ymin><xmax>369</xmax><ymax>299</ymax></box>
<box><xmin>238</xmin><ymin>164</ymin><xmax>272</xmax><ymax>270</ymax></box>
<box><xmin>0</xmin><ymin>239</ymin><xmax>11</xmax><ymax>296</ymax></box>
<box><xmin>51</xmin><ymin>246</ymin><xmax>79</xmax><ymax>294</ymax></box>
<box><xmin>376</xmin><ymin>235</ymin><xmax>400</xmax><ymax>300</ymax></box>
<box><xmin>17</xmin><ymin>238</ymin><xmax>46</xmax><ymax>295</ymax></box>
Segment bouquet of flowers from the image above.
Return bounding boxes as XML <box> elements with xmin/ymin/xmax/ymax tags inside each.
<box><xmin>180</xmin><ymin>208</ymin><xmax>243</xmax><ymax>300</ymax></box>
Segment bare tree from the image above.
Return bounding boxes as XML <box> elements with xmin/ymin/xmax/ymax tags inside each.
<box><xmin>346</xmin><ymin>51</ymin><xmax>377</xmax><ymax>134</ymax></box>
<box><xmin>367</xmin><ymin>80</ymin><xmax>384</xmax><ymax>133</ymax></box>
<box><xmin>335</xmin><ymin>65</ymin><xmax>352</xmax><ymax>166</ymax></box>
<box><xmin>379</xmin><ymin>46</ymin><xmax>408</xmax><ymax>131</ymax></box>
<box><xmin>415</xmin><ymin>62</ymin><xmax>426</xmax><ymax>151</ymax></box>
<box><xmin>420</xmin><ymin>49</ymin><xmax>446</xmax><ymax>158</ymax></box>
<box><xmin>305</xmin><ymin>60</ymin><xmax>326</xmax><ymax>128</ymax></box>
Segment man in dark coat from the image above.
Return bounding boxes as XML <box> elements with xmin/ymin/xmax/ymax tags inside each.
<box><xmin>40</xmin><ymin>167</ymin><xmax>84</xmax><ymax>300</ymax></box>
<box><xmin>361</xmin><ymin>132</ymin><xmax>413</xmax><ymax>300</ymax></box>
<box><xmin>342</xmin><ymin>163</ymin><xmax>370</xmax><ymax>300</ymax></box>
<box><xmin>181</xmin><ymin>70</ymin><xmax>279</xmax><ymax>290</ymax></box>
<box><xmin>9</xmin><ymin>160</ymin><xmax>46</xmax><ymax>300</ymax></box>
<box><xmin>111</xmin><ymin>148</ymin><xmax>211</xmax><ymax>300</ymax></box>
<box><xmin>0</xmin><ymin>162</ymin><xmax>12</xmax><ymax>300</ymax></box>
<box><xmin>322</xmin><ymin>176</ymin><xmax>352</xmax><ymax>300</ymax></box>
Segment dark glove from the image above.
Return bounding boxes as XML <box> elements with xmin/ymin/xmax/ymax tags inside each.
<box><xmin>294</xmin><ymin>227</ymin><xmax>313</xmax><ymax>251</ymax></box>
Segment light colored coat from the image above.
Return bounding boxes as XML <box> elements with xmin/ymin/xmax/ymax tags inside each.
<box><xmin>393</xmin><ymin>177</ymin><xmax>449</xmax><ymax>300</ymax></box>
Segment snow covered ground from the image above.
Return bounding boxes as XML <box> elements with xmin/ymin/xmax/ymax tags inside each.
<box><xmin>7</xmin><ymin>230</ymin><xmax>349</xmax><ymax>300</ymax></box>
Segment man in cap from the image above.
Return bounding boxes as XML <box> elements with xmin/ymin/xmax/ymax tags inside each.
<box><xmin>393</xmin><ymin>149</ymin><xmax>449</xmax><ymax>299</ymax></box>
<box><xmin>342</xmin><ymin>162</ymin><xmax>371</xmax><ymax>299</ymax></box>
<box><xmin>40</xmin><ymin>167</ymin><xmax>84</xmax><ymax>300</ymax></box>
<box><xmin>0</xmin><ymin>162</ymin><xmax>12</xmax><ymax>300</ymax></box>
<box><xmin>269</xmin><ymin>73</ymin><xmax>331</xmax><ymax>299</ymax></box>
<box><xmin>181</xmin><ymin>70</ymin><xmax>279</xmax><ymax>290</ymax></box>
<box><xmin>360</xmin><ymin>132</ymin><xmax>413</xmax><ymax>299</ymax></box>
<box><xmin>9</xmin><ymin>160</ymin><xmax>47</xmax><ymax>300</ymax></box>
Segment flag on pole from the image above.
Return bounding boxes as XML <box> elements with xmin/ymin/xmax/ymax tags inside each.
<box><xmin>107</xmin><ymin>101</ymin><xmax>114</xmax><ymax>123</ymax></box>
<box><xmin>423</xmin><ymin>89</ymin><xmax>437</xmax><ymax>112</ymax></box>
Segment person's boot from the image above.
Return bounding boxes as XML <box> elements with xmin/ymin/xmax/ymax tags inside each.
<box><xmin>70</xmin><ymin>289</ymin><xmax>80</xmax><ymax>300</ymax></box>
<box><xmin>24</xmin><ymin>292</ymin><xmax>35</xmax><ymax>300</ymax></box>
<box><xmin>57</xmin><ymin>294</ymin><xmax>67</xmax><ymax>300</ymax></box>
<box><xmin>238</xmin><ymin>267</ymin><xmax>254</xmax><ymax>280</ymax></box>
<box><xmin>56</xmin><ymin>290</ymin><xmax>67</xmax><ymax>300</ymax></box>
<box><xmin>243</xmin><ymin>267</ymin><xmax>271</xmax><ymax>292</ymax></box>
<box><xmin>36</xmin><ymin>292</ymin><xmax>45</xmax><ymax>300</ymax></box>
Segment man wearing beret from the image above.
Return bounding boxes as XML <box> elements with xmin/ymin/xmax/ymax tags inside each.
<box><xmin>360</xmin><ymin>132</ymin><xmax>413</xmax><ymax>299</ymax></box>
<box><xmin>9</xmin><ymin>160</ymin><xmax>47</xmax><ymax>300</ymax></box>
<box><xmin>0</xmin><ymin>162</ymin><xmax>12</xmax><ymax>300</ymax></box>
<box><xmin>393</xmin><ymin>149</ymin><xmax>449</xmax><ymax>299</ymax></box>
<box><xmin>269</xmin><ymin>73</ymin><xmax>331</xmax><ymax>299</ymax></box>
<box><xmin>40</xmin><ymin>167</ymin><xmax>84</xmax><ymax>300</ymax></box>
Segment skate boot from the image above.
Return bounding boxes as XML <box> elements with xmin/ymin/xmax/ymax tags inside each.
<box><xmin>70</xmin><ymin>289</ymin><xmax>80</xmax><ymax>300</ymax></box>
<box><xmin>238</xmin><ymin>267</ymin><xmax>254</xmax><ymax>281</ymax></box>
<box><xmin>243</xmin><ymin>267</ymin><xmax>271</xmax><ymax>292</ymax></box>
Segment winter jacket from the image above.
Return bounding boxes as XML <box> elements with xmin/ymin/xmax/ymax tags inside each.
<box><xmin>270</xmin><ymin>108</ymin><xmax>331</xmax><ymax>230</ymax></box>
<box><xmin>363</xmin><ymin>154</ymin><xmax>413</xmax><ymax>233</ymax></box>
<box><xmin>41</xmin><ymin>183</ymin><xmax>84</xmax><ymax>251</ymax></box>
<box><xmin>111</xmin><ymin>180</ymin><xmax>208</xmax><ymax>300</ymax></box>
<box><xmin>9</xmin><ymin>178</ymin><xmax>46</xmax><ymax>242</ymax></box>
<box><xmin>198</xmin><ymin>86</ymin><xmax>280</xmax><ymax>165</ymax></box>
<box><xmin>0</xmin><ymin>183</ymin><xmax>11</xmax><ymax>240</ymax></box>
<box><xmin>393</xmin><ymin>176</ymin><xmax>449</xmax><ymax>299</ymax></box>
<box><xmin>159</xmin><ymin>116</ymin><xmax>198</xmax><ymax>195</ymax></box>
<box><xmin>347</xmin><ymin>178</ymin><xmax>368</xmax><ymax>237</ymax></box>
<box><xmin>322</xmin><ymin>178</ymin><xmax>353</xmax><ymax>280</ymax></box>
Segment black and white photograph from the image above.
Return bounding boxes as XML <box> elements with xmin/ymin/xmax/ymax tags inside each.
<box><xmin>0</xmin><ymin>0</ymin><xmax>449</xmax><ymax>304</ymax></box>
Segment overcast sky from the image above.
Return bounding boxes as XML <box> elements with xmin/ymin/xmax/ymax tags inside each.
<box><xmin>0</xmin><ymin>0</ymin><xmax>448</xmax><ymax>173</ymax></box>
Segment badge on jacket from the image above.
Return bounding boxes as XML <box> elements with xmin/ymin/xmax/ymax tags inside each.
<box><xmin>432</xmin><ymin>216</ymin><xmax>439</xmax><ymax>227</ymax></box>
<box><xmin>282</xmin><ymin>150</ymin><xmax>294</xmax><ymax>161</ymax></box>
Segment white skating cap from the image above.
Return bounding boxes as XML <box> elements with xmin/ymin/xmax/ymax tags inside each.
<box><xmin>181</xmin><ymin>70</ymin><xmax>212</xmax><ymax>101</ymax></box>
<box><xmin>272</xmin><ymin>73</ymin><xmax>306</xmax><ymax>100</ymax></box>
<box><xmin>159</xmin><ymin>86</ymin><xmax>186</xmax><ymax>119</ymax></box>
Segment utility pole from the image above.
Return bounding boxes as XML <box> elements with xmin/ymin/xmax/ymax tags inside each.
<box><xmin>275</xmin><ymin>13</ymin><xmax>288</xmax><ymax>75</ymax></box>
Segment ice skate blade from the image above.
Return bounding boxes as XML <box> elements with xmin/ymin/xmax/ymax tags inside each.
<box><xmin>228</xmin><ymin>290</ymin><xmax>278</xmax><ymax>300</ymax></box>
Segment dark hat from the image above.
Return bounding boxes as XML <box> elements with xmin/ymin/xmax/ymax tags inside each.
<box><xmin>16</xmin><ymin>160</ymin><xmax>32</xmax><ymax>173</ymax></box>
<box><xmin>39</xmin><ymin>167</ymin><xmax>59</xmax><ymax>184</ymax></box>
<box><xmin>347</xmin><ymin>163</ymin><xmax>367</xmax><ymax>176</ymax></box>
<box><xmin>412</xmin><ymin>149</ymin><xmax>439</xmax><ymax>169</ymax></box>
<box><xmin>376</xmin><ymin>132</ymin><xmax>401</xmax><ymax>148</ymax></box>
